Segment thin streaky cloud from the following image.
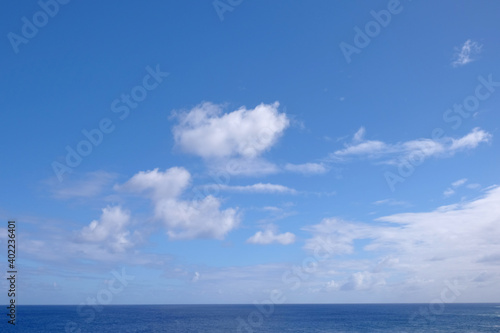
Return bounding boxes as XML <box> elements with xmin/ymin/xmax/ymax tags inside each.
<box><xmin>467</xmin><ymin>183</ymin><xmax>481</xmax><ymax>190</ymax></box>
<box><xmin>452</xmin><ymin>178</ymin><xmax>468</xmax><ymax>188</ymax></box>
<box><xmin>331</xmin><ymin>127</ymin><xmax>491</xmax><ymax>165</ymax></box>
<box><xmin>372</xmin><ymin>199</ymin><xmax>409</xmax><ymax>206</ymax></box>
<box><xmin>353</xmin><ymin>126</ymin><xmax>366</xmax><ymax>142</ymax></box>
<box><xmin>451</xmin><ymin>39</ymin><xmax>482</xmax><ymax>67</ymax></box>
<box><xmin>443</xmin><ymin>188</ymin><xmax>455</xmax><ymax>198</ymax></box>
<box><xmin>46</xmin><ymin>171</ymin><xmax>117</xmax><ymax>199</ymax></box>
<box><xmin>204</xmin><ymin>183</ymin><xmax>297</xmax><ymax>194</ymax></box>
<box><xmin>285</xmin><ymin>162</ymin><xmax>328</xmax><ymax>175</ymax></box>
<box><xmin>444</xmin><ymin>178</ymin><xmax>471</xmax><ymax>197</ymax></box>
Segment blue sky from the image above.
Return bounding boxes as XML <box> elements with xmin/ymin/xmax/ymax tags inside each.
<box><xmin>1</xmin><ymin>0</ymin><xmax>499</xmax><ymax>307</ymax></box>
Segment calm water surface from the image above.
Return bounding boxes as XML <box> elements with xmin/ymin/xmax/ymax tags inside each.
<box><xmin>7</xmin><ymin>303</ymin><xmax>500</xmax><ymax>332</ymax></box>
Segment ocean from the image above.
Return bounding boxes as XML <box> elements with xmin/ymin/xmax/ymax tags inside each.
<box><xmin>6</xmin><ymin>303</ymin><xmax>500</xmax><ymax>332</ymax></box>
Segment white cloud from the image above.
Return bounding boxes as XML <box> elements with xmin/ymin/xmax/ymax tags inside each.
<box><xmin>303</xmin><ymin>186</ymin><xmax>500</xmax><ymax>299</ymax></box>
<box><xmin>444</xmin><ymin>178</ymin><xmax>469</xmax><ymax>197</ymax></box>
<box><xmin>205</xmin><ymin>183</ymin><xmax>297</xmax><ymax>194</ymax></box>
<box><xmin>9</xmin><ymin>215</ymin><xmax>168</xmax><ymax>267</ymax></box>
<box><xmin>353</xmin><ymin>126</ymin><xmax>366</xmax><ymax>142</ymax></box>
<box><xmin>331</xmin><ymin>127</ymin><xmax>491</xmax><ymax>165</ymax></box>
<box><xmin>372</xmin><ymin>199</ymin><xmax>408</xmax><ymax>206</ymax></box>
<box><xmin>47</xmin><ymin>171</ymin><xmax>117</xmax><ymax>199</ymax></box>
<box><xmin>452</xmin><ymin>178</ymin><xmax>468</xmax><ymax>188</ymax></box>
<box><xmin>333</xmin><ymin>140</ymin><xmax>390</xmax><ymax>158</ymax></box>
<box><xmin>451</xmin><ymin>40</ymin><xmax>482</xmax><ymax>67</ymax></box>
<box><xmin>373</xmin><ymin>186</ymin><xmax>500</xmax><ymax>261</ymax></box>
<box><xmin>79</xmin><ymin>206</ymin><xmax>133</xmax><ymax>253</ymax></box>
<box><xmin>285</xmin><ymin>163</ymin><xmax>328</xmax><ymax>175</ymax></box>
<box><xmin>325</xmin><ymin>279</ymin><xmax>341</xmax><ymax>291</ymax></box>
<box><xmin>303</xmin><ymin>218</ymin><xmax>376</xmax><ymax>256</ymax></box>
<box><xmin>210</xmin><ymin>157</ymin><xmax>280</xmax><ymax>176</ymax></box>
<box><xmin>117</xmin><ymin>167</ymin><xmax>190</xmax><ymax>200</ymax></box>
<box><xmin>263</xmin><ymin>206</ymin><xmax>281</xmax><ymax>212</ymax></box>
<box><xmin>449</xmin><ymin>128</ymin><xmax>491</xmax><ymax>151</ymax></box>
<box><xmin>247</xmin><ymin>225</ymin><xmax>296</xmax><ymax>245</ymax></box>
<box><xmin>341</xmin><ymin>271</ymin><xmax>385</xmax><ymax>291</ymax></box>
<box><xmin>443</xmin><ymin>188</ymin><xmax>455</xmax><ymax>197</ymax></box>
<box><xmin>172</xmin><ymin>102</ymin><xmax>289</xmax><ymax>159</ymax></box>
<box><xmin>119</xmin><ymin>167</ymin><xmax>240</xmax><ymax>240</ymax></box>
<box><xmin>157</xmin><ymin>196</ymin><xmax>240</xmax><ymax>240</ymax></box>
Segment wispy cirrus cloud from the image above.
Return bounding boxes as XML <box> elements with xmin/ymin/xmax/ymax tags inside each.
<box><xmin>451</xmin><ymin>39</ymin><xmax>482</xmax><ymax>67</ymax></box>
<box><xmin>45</xmin><ymin>171</ymin><xmax>117</xmax><ymax>199</ymax></box>
<box><xmin>451</xmin><ymin>178</ymin><xmax>468</xmax><ymax>188</ymax></box>
<box><xmin>443</xmin><ymin>178</ymin><xmax>468</xmax><ymax>197</ymax></box>
<box><xmin>285</xmin><ymin>162</ymin><xmax>328</xmax><ymax>175</ymax></box>
<box><xmin>204</xmin><ymin>182</ymin><xmax>297</xmax><ymax>194</ymax></box>
<box><xmin>467</xmin><ymin>183</ymin><xmax>481</xmax><ymax>190</ymax></box>
<box><xmin>372</xmin><ymin>198</ymin><xmax>409</xmax><ymax>207</ymax></box>
<box><xmin>331</xmin><ymin>127</ymin><xmax>491</xmax><ymax>165</ymax></box>
<box><xmin>443</xmin><ymin>188</ymin><xmax>456</xmax><ymax>197</ymax></box>
<box><xmin>208</xmin><ymin>157</ymin><xmax>280</xmax><ymax>176</ymax></box>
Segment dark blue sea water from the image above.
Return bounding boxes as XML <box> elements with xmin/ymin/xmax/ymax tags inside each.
<box><xmin>4</xmin><ymin>304</ymin><xmax>500</xmax><ymax>332</ymax></box>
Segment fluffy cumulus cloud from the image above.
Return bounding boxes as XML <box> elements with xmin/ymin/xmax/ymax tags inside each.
<box><xmin>172</xmin><ymin>102</ymin><xmax>289</xmax><ymax>159</ymax></box>
<box><xmin>118</xmin><ymin>167</ymin><xmax>190</xmax><ymax>200</ymax></box>
<box><xmin>157</xmin><ymin>195</ymin><xmax>239</xmax><ymax>240</ymax></box>
<box><xmin>247</xmin><ymin>225</ymin><xmax>296</xmax><ymax>245</ymax></box>
<box><xmin>79</xmin><ymin>206</ymin><xmax>133</xmax><ymax>252</ymax></box>
<box><xmin>331</xmin><ymin>127</ymin><xmax>491</xmax><ymax>165</ymax></box>
<box><xmin>451</xmin><ymin>39</ymin><xmax>482</xmax><ymax>67</ymax></box>
<box><xmin>302</xmin><ymin>186</ymin><xmax>500</xmax><ymax>298</ymax></box>
<box><xmin>119</xmin><ymin>167</ymin><xmax>240</xmax><ymax>240</ymax></box>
